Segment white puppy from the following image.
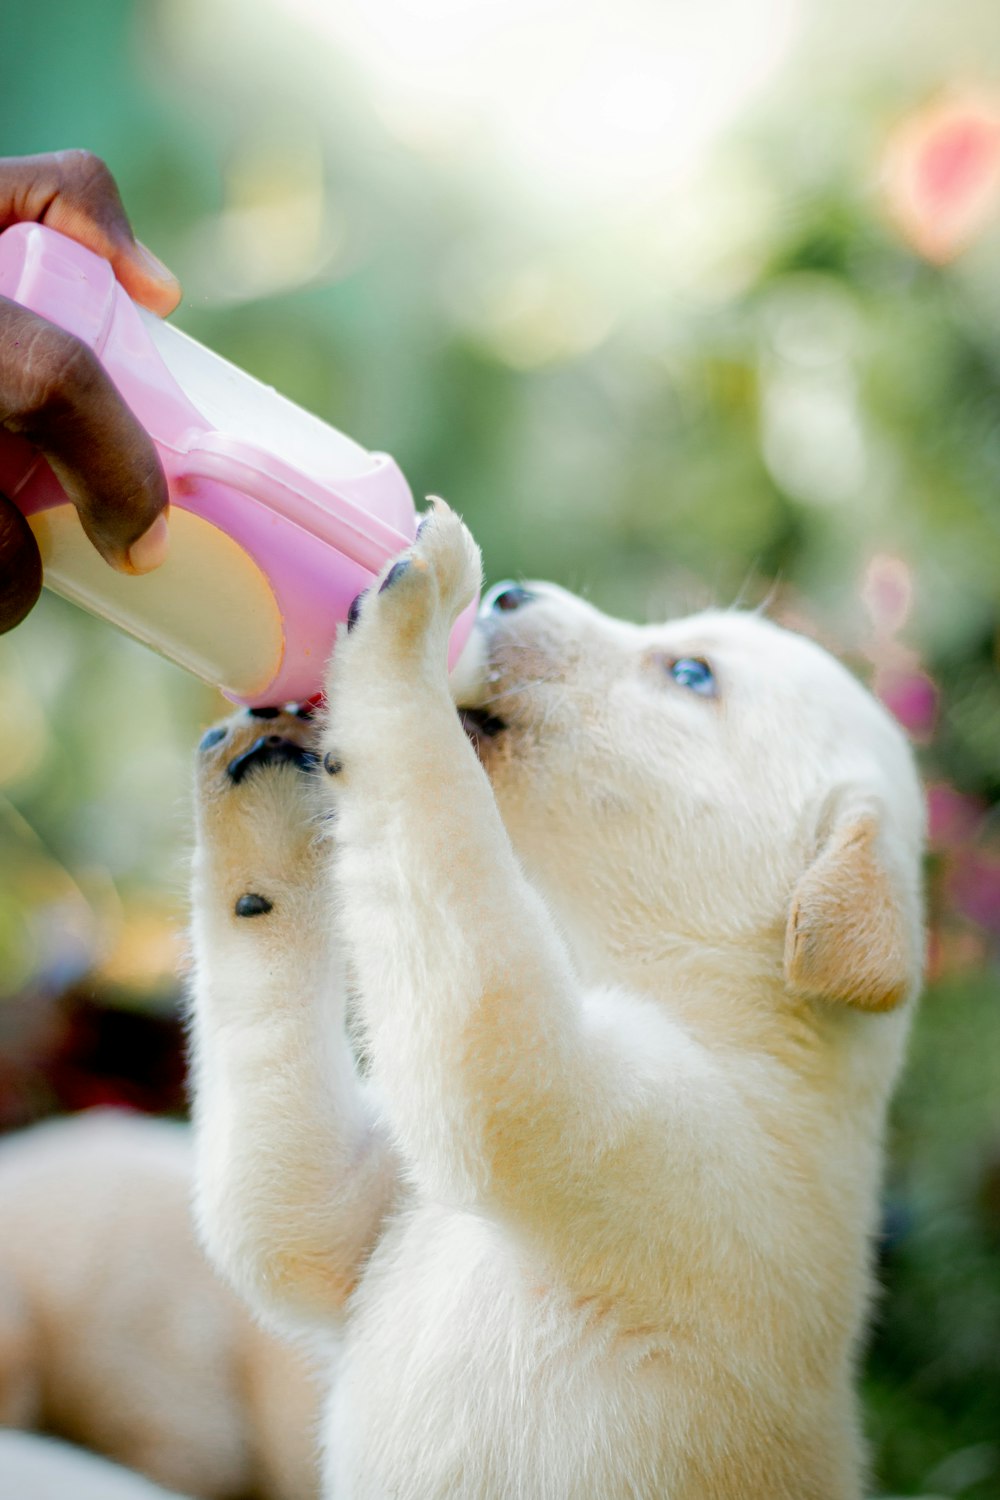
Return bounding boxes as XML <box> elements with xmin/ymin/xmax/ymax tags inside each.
<box><xmin>187</xmin><ymin>505</ymin><xmax>924</xmax><ymax>1500</ymax></box>
<box><xmin>0</xmin><ymin>1110</ymin><xmax>320</xmax><ymax>1500</ymax></box>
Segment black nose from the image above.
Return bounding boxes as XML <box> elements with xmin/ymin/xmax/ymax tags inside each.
<box><xmin>487</xmin><ymin>582</ymin><xmax>535</xmax><ymax>613</ymax></box>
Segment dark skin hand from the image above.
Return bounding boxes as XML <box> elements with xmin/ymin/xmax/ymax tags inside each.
<box><xmin>0</xmin><ymin>149</ymin><xmax>182</xmax><ymax>631</ymax></box>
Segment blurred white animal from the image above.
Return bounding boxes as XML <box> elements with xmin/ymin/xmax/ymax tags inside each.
<box><xmin>0</xmin><ymin>1430</ymin><xmax>187</xmax><ymax>1500</ymax></box>
<box><xmin>188</xmin><ymin>504</ymin><xmax>924</xmax><ymax>1499</ymax></box>
<box><xmin>0</xmin><ymin>1110</ymin><xmax>320</xmax><ymax>1499</ymax></box>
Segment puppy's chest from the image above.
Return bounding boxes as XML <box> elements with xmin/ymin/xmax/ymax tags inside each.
<box><xmin>329</xmin><ymin>1204</ymin><xmax>672</xmax><ymax>1492</ymax></box>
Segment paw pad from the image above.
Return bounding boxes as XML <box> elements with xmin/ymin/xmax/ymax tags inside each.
<box><xmin>227</xmin><ymin>735</ymin><xmax>319</xmax><ymax>784</ymax></box>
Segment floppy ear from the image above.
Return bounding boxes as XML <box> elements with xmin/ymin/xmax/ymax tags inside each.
<box><xmin>784</xmin><ymin>810</ymin><xmax>921</xmax><ymax>1012</ymax></box>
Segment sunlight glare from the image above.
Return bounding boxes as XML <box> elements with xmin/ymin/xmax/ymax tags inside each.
<box><xmin>279</xmin><ymin>0</ymin><xmax>801</xmax><ymax>206</ymax></box>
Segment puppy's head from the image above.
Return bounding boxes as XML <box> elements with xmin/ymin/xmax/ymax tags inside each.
<box><xmin>458</xmin><ymin>584</ymin><xmax>925</xmax><ymax>1010</ymax></box>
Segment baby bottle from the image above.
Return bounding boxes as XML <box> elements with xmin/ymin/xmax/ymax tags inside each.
<box><xmin>0</xmin><ymin>223</ymin><xmax>478</xmax><ymax>707</ymax></box>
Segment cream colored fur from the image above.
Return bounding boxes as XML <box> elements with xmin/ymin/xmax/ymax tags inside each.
<box><xmin>0</xmin><ymin>1110</ymin><xmax>320</xmax><ymax>1499</ymax></box>
<box><xmin>187</xmin><ymin>503</ymin><xmax>925</xmax><ymax>1500</ymax></box>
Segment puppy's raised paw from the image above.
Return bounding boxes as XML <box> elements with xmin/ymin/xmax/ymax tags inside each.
<box><xmin>333</xmin><ymin>499</ymin><xmax>482</xmax><ymax>672</ymax></box>
<box><xmin>193</xmin><ymin>707</ymin><xmax>327</xmax><ymax>926</ymax></box>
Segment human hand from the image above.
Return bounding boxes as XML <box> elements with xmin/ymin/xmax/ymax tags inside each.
<box><xmin>0</xmin><ymin>150</ymin><xmax>182</xmax><ymax>632</ymax></box>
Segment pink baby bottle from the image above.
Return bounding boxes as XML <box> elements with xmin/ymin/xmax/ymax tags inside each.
<box><xmin>0</xmin><ymin>223</ymin><xmax>478</xmax><ymax>707</ymax></box>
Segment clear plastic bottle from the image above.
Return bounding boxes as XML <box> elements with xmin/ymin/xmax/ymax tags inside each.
<box><xmin>0</xmin><ymin>224</ymin><xmax>477</xmax><ymax>706</ymax></box>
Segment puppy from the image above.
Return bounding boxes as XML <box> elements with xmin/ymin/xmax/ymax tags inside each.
<box><xmin>0</xmin><ymin>1110</ymin><xmax>320</xmax><ymax>1500</ymax></box>
<box><xmin>187</xmin><ymin>505</ymin><xmax>924</xmax><ymax>1500</ymax></box>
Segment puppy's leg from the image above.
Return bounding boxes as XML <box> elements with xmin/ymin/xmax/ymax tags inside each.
<box><xmin>188</xmin><ymin>710</ymin><xmax>399</xmax><ymax>1339</ymax></box>
<box><xmin>323</xmin><ymin>505</ymin><xmax>729</xmax><ymax>1314</ymax></box>
<box><xmin>0</xmin><ymin>1266</ymin><xmax>38</xmax><ymax>1428</ymax></box>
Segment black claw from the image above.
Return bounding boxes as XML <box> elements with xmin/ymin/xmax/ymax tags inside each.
<box><xmin>379</xmin><ymin>558</ymin><xmax>411</xmax><ymax>593</ymax></box>
<box><xmin>248</xmin><ymin>705</ymin><xmax>281</xmax><ymax>719</ymax></box>
<box><xmin>226</xmin><ymin>735</ymin><xmax>319</xmax><ymax>784</ymax></box>
<box><xmin>235</xmin><ymin>893</ymin><xmax>273</xmax><ymax>918</ymax></box>
<box><xmin>323</xmin><ymin>751</ymin><xmax>343</xmax><ymax>775</ymax></box>
<box><xmin>347</xmin><ymin>591</ymin><xmax>368</xmax><ymax>632</ymax></box>
<box><xmin>199</xmin><ymin>726</ymin><xmax>227</xmax><ymax>752</ymax></box>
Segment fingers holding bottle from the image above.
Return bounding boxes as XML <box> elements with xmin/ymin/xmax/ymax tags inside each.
<box><xmin>0</xmin><ymin>298</ymin><xmax>170</xmax><ymax>632</ymax></box>
<box><xmin>0</xmin><ymin>149</ymin><xmax>179</xmax><ymax>631</ymax></box>
<box><xmin>0</xmin><ymin>151</ymin><xmax>181</xmax><ymax>316</ymax></box>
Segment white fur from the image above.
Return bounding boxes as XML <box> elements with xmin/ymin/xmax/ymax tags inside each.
<box><xmin>0</xmin><ymin>1111</ymin><xmax>320</xmax><ymax>1499</ymax></box>
<box><xmin>187</xmin><ymin>505</ymin><xmax>924</xmax><ymax>1499</ymax></box>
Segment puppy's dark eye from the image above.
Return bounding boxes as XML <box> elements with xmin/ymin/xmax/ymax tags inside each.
<box><xmin>669</xmin><ymin>658</ymin><xmax>716</xmax><ymax>697</ymax></box>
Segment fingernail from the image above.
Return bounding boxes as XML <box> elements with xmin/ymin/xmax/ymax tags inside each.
<box><xmin>126</xmin><ymin>513</ymin><xmax>170</xmax><ymax>574</ymax></box>
<box><xmin>134</xmin><ymin>240</ymin><xmax>181</xmax><ymax>289</ymax></box>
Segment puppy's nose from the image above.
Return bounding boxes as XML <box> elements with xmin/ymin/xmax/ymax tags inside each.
<box><xmin>485</xmin><ymin>582</ymin><xmax>535</xmax><ymax>613</ymax></box>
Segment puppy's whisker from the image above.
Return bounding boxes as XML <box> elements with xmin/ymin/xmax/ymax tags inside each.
<box><xmin>727</xmin><ymin>559</ymin><xmax>764</xmax><ymax>614</ymax></box>
<box><xmin>475</xmin><ymin>675</ymin><xmax>561</xmax><ymax>710</ymax></box>
<box><xmin>753</xmin><ymin>573</ymin><xmax>783</xmax><ymax>618</ymax></box>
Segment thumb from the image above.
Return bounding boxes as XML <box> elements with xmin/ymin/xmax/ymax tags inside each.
<box><xmin>106</xmin><ymin>238</ymin><xmax>182</xmax><ymax>319</ymax></box>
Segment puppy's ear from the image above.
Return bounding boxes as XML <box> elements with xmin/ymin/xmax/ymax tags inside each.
<box><xmin>784</xmin><ymin>808</ymin><xmax>921</xmax><ymax>1012</ymax></box>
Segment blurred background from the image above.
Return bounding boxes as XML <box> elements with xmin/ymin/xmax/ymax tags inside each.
<box><xmin>0</xmin><ymin>0</ymin><xmax>998</xmax><ymax>1494</ymax></box>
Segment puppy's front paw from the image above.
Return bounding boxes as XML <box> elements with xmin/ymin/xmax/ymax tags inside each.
<box><xmin>332</xmin><ymin>499</ymin><xmax>481</xmax><ymax>678</ymax></box>
<box><xmin>193</xmin><ymin>706</ymin><xmax>327</xmax><ymax>924</ymax></box>
<box><xmin>319</xmin><ymin>502</ymin><xmax>481</xmax><ymax>794</ymax></box>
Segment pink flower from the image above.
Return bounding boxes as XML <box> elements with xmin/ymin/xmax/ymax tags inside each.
<box><xmin>873</xmin><ymin>667</ymin><xmax>939</xmax><ymax>742</ymax></box>
<box><xmin>948</xmin><ymin>848</ymin><xmax>1000</xmax><ymax>934</ymax></box>
<box><xmin>882</xmin><ymin>89</ymin><xmax>1000</xmax><ymax>263</ymax></box>
<box><xmin>862</xmin><ymin>554</ymin><xmax>913</xmax><ymax>639</ymax></box>
<box><xmin>926</xmin><ymin>782</ymin><xmax>988</xmax><ymax>849</ymax></box>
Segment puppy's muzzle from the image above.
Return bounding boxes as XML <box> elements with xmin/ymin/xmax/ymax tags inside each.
<box><xmin>457</xmin><ymin>581</ymin><xmax>538</xmax><ymax>749</ymax></box>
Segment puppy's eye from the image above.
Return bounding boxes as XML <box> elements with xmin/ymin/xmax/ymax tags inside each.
<box><xmin>669</xmin><ymin>658</ymin><xmax>716</xmax><ymax>697</ymax></box>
